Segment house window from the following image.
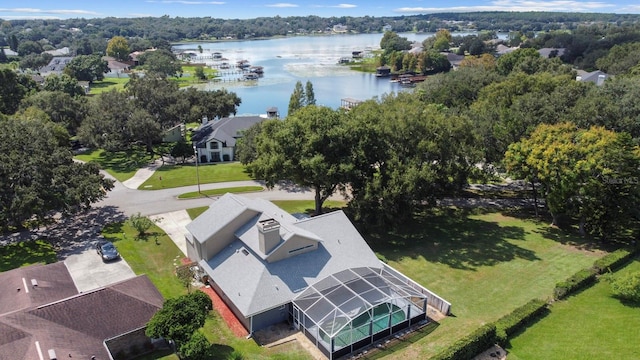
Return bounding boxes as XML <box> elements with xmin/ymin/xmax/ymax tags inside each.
<box><xmin>211</xmin><ymin>142</ymin><xmax>219</xmax><ymax>149</ymax></box>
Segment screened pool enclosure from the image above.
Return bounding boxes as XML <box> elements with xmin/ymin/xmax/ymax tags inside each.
<box><xmin>292</xmin><ymin>267</ymin><xmax>429</xmax><ymax>359</ymax></box>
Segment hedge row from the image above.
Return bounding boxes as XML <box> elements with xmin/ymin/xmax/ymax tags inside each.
<box><xmin>554</xmin><ymin>247</ymin><xmax>639</xmax><ymax>300</ymax></box>
<box><xmin>553</xmin><ymin>268</ymin><xmax>597</xmax><ymax>300</ymax></box>
<box><xmin>494</xmin><ymin>298</ymin><xmax>548</xmax><ymax>344</ymax></box>
<box><xmin>592</xmin><ymin>248</ymin><xmax>636</xmax><ymax>274</ymax></box>
<box><xmin>431</xmin><ymin>324</ymin><xmax>497</xmax><ymax>360</ymax></box>
<box><xmin>434</xmin><ymin>248</ymin><xmax>639</xmax><ymax>359</ymax></box>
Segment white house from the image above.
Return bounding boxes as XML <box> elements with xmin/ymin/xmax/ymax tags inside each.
<box><xmin>185</xmin><ymin>194</ymin><xmax>450</xmax><ymax>359</ymax></box>
<box><xmin>191</xmin><ymin>116</ymin><xmax>265</xmax><ymax>163</ymax></box>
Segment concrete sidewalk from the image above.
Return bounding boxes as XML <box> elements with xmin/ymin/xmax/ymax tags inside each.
<box><xmin>150</xmin><ymin>210</ymin><xmax>193</xmax><ymax>256</ymax></box>
<box><xmin>121</xmin><ymin>158</ymin><xmax>164</xmax><ymax>189</ymax></box>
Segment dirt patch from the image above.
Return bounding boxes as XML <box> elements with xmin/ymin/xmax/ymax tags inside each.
<box><xmin>254</xmin><ymin>323</ymin><xmax>327</xmax><ymax>360</ymax></box>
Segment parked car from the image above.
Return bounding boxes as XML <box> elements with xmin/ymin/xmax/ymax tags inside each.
<box><xmin>96</xmin><ymin>241</ymin><xmax>120</xmax><ymax>262</ymax></box>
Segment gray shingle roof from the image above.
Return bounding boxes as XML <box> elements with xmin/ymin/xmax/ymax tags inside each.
<box><xmin>0</xmin><ymin>264</ymin><xmax>163</xmax><ymax>360</ymax></box>
<box><xmin>197</xmin><ymin>195</ymin><xmax>381</xmax><ymax>318</ymax></box>
<box><xmin>191</xmin><ymin>116</ymin><xmax>265</xmax><ymax>148</ymax></box>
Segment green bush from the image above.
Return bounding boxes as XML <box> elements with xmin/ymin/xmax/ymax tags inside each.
<box><xmin>432</xmin><ymin>324</ymin><xmax>497</xmax><ymax>360</ymax></box>
<box><xmin>494</xmin><ymin>299</ymin><xmax>548</xmax><ymax>344</ymax></box>
<box><xmin>592</xmin><ymin>249</ymin><xmax>636</xmax><ymax>274</ymax></box>
<box><xmin>611</xmin><ymin>271</ymin><xmax>640</xmax><ymax>303</ymax></box>
<box><xmin>553</xmin><ymin>268</ymin><xmax>597</xmax><ymax>300</ymax></box>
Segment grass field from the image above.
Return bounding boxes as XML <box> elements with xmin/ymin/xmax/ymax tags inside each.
<box><xmin>363</xmin><ymin>209</ymin><xmax>608</xmax><ymax>359</ymax></box>
<box><xmin>75</xmin><ymin>147</ymin><xmax>155</xmax><ymax>182</ymax></box>
<box><xmin>139</xmin><ymin>162</ymin><xmax>252</xmax><ymax>189</ymax></box>
<box><xmin>88</xmin><ymin>77</ymin><xmax>129</xmax><ymax>94</ymax></box>
<box><xmin>271</xmin><ymin>200</ymin><xmax>347</xmax><ymax>215</ymax></box>
<box><xmin>506</xmin><ymin>259</ymin><xmax>640</xmax><ymax>360</ymax></box>
<box><xmin>177</xmin><ymin>186</ymin><xmax>263</xmax><ymax>199</ymax></box>
<box><xmin>102</xmin><ymin>222</ymin><xmax>187</xmax><ymax>298</ymax></box>
<box><xmin>0</xmin><ymin>240</ymin><xmax>58</xmax><ymax>271</ymax></box>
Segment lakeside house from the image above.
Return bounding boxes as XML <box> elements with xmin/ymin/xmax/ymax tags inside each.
<box><xmin>191</xmin><ymin>116</ymin><xmax>266</xmax><ymax>163</ymax></box>
<box><xmin>185</xmin><ymin>194</ymin><xmax>450</xmax><ymax>359</ymax></box>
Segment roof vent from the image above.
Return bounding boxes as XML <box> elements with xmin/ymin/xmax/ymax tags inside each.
<box><xmin>47</xmin><ymin>348</ymin><xmax>57</xmax><ymax>360</ymax></box>
<box><xmin>31</xmin><ymin>279</ymin><xmax>38</xmax><ymax>288</ymax></box>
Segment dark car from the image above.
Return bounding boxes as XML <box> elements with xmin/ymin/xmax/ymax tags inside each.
<box><xmin>96</xmin><ymin>241</ymin><xmax>120</xmax><ymax>262</ymax></box>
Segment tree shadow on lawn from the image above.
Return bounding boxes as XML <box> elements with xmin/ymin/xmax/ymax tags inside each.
<box><xmin>93</xmin><ymin>148</ymin><xmax>154</xmax><ymax>174</ymax></box>
<box><xmin>208</xmin><ymin>344</ymin><xmax>234</xmax><ymax>360</ymax></box>
<box><xmin>365</xmin><ymin>208</ymin><xmax>539</xmax><ymax>271</ymax></box>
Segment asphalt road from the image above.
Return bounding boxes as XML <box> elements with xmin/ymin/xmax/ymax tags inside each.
<box><xmin>97</xmin><ymin>178</ymin><xmax>345</xmax><ymax>216</ymax></box>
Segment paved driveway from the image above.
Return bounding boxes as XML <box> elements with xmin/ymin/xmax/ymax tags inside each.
<box><xmin>64</xmin><ymin>242</ymin><xmax>136</xmax><ymax>293</ymax></box>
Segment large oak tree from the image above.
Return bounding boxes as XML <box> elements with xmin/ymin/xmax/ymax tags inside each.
<box><xmin>0</xmin><ymin>116</ymin><xmax>113</xmax><ymax>230</ymax></box>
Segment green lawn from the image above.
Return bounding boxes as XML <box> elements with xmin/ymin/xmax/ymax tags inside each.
<box><xmin>75</xmin><ymin>147</ymin><xmax>155</xmax><ymax>182</ymax></box>
<box><xmin>506</xmin><ymin>259</ymin><xmax>640</xmax><ymax>360</ymax></box>
<box><xmin>139</xmin><ymin>162</ymin><xmax>252</xmax><ymax>190</ymax></box>
<box><xmin>89</xmin><ymin>77</ymin><xmax>129</xmax><ymax>94</ymax></box>
<box><xmin>178</xmin><ymin>186</ymin><xmax>263</xmax><ymax>199</ymax></box>
<box><xmin>364</xmin><ymin>210</ymin><xmax>608</xmax><ymax>359</ymax></box>
<box><xmin>271</xmin><ymin>200</ymin><xmax>347</xmax><ymax>215</ymax></box>
<box><xmin>187</xmin><ymin>206</ymin><xmax>209</xmax><ymax>220</ymax></box>
<box><xmin>102</xmin><ymin>222</ymin><xmax>187</xmax><ymax>298</ymax></box>
<box><xmin>0</xmin><ymin>240</ymin><xmax>58</xmax><ymax>271</ymax></box>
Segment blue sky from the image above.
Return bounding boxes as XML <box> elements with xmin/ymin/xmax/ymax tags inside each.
<box><xmin>1</xmin><ymin>0</ymin><xmax>639</xmax><ymax>20</ymax></box>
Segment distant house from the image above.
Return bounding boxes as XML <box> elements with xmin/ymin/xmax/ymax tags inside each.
<box><xmin>332</xmin><ymin>24</ymin><xmax>348</xmax><ymax>33</ymax></box>
<box><xmin>185</xmin><ymin>194</ymin><xmax>450</xmax><ymax>360</ymax></box>
<box><xmin>495</xmin><ymin>44</ymin><xmax>518</xmax><ymax>56</ymax></box>
<box><xmin>191</xmin><ymin>116</ymin><xmax>266</xmax><ymax>163</ymax></box>
<box><xmin>0</xmin><ymin>262</ymin><xmax>164</xmax><ymax>360</ymax></box>
<box><xmin>443</xmin><ymin>52</ymin><xmax>465</xmax><ymax>70</ymax></box>
<box><xmin>576</xmin><ymin>70</ymin><xmax>610</xmax><ymax>86</ymax></box>
<box><xmin>382</xmin><ymin>24</ymin><xmax>393</xmax><ymax>32</ymax></box>
<box><xmin>103</xmin><ymin>55</ymin><xmax>132</xmax><ymax>73</ymax></box>
<box><xmin>38</xmin><ymin>56</ymin><xmax>74</xmax><ymax>76</ymax></box>
<box><xmin>44</xmin><ymin>47</ymin><xmax>70</xmax><ymax>57</ymax></box>
<box><xmin>162</xmin><ymin>123</ymin><xmax>186</xmax><ymax>143</ymax></box>
<box><xmin>538</xmin><ymin>47</ymin><xmax>565</xmax><ymax>58</ymax></box>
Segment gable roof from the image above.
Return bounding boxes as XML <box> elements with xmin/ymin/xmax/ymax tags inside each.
<box><xmin>196</xmin><ymin>195</ymin><xmax>381</xmax><ymax>318</ymax></box>
<box><xmin>0</xmin><ymin>263</ymin><xmax>163</xmax><ymax>360</ymax></box>
<box><xmin>576</xmin><ymin>69</ymin><xmax>609</xmax><ymax>85</ymax></box>
<box><xmin>192</xmin><ymin>116</ymin><xmax>265</xmax><ymax>148</ymax></box>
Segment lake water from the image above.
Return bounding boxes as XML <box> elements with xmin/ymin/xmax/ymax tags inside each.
<box><xmin>172</xmin><ymin>33</ymin><xmax>487</xmax><ymax>117</ymax></box>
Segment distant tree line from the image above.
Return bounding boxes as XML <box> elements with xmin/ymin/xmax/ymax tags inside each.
<box><xmin>1</xmin><ymin>12</ymin><xmax>640</xmax><ymax>56</ymax></box>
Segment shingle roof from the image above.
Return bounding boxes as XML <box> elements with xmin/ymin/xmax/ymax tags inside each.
<box><xmin>0</xmin><ymin>262</ymin><xmax>77</xmax><ymax>316</ymax></box>
<box><xmin>191</xmin><ymin>116</ymin><xmax>265</xmax><ymax>148</ymax></box>
<box><xmin>197</xmin><ymin>195</ymin><xmax>381</xmax><ymax>318</ymax></box>
<box><xmin>0</xmin><ymin>264</ymin><xmax>163</xmax><ymax>360</ymax></box>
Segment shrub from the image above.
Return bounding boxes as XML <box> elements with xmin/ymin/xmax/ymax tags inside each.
<box><xmin>553</xmin><ymin>268</ymin><xmax>597</xmax><ymax>300</ymax></box>
<box><xmin>494</xmin><ymin>299</ymin><xmax>548</xmax><ymax>344</ymax></box>
<box><xmin>611</xmin><ymin>271</ymin><xmax>640</xmax><ymax>303</ymax></box>
<box><xmin>592</xmin><ymin>249</ymin><xmax>636</xmax><ymax>274</ymax></box>
<box><xmin>432</xmin><ymin>324</ymin><xmax>496</xmax><ymax>360</ymax></box>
